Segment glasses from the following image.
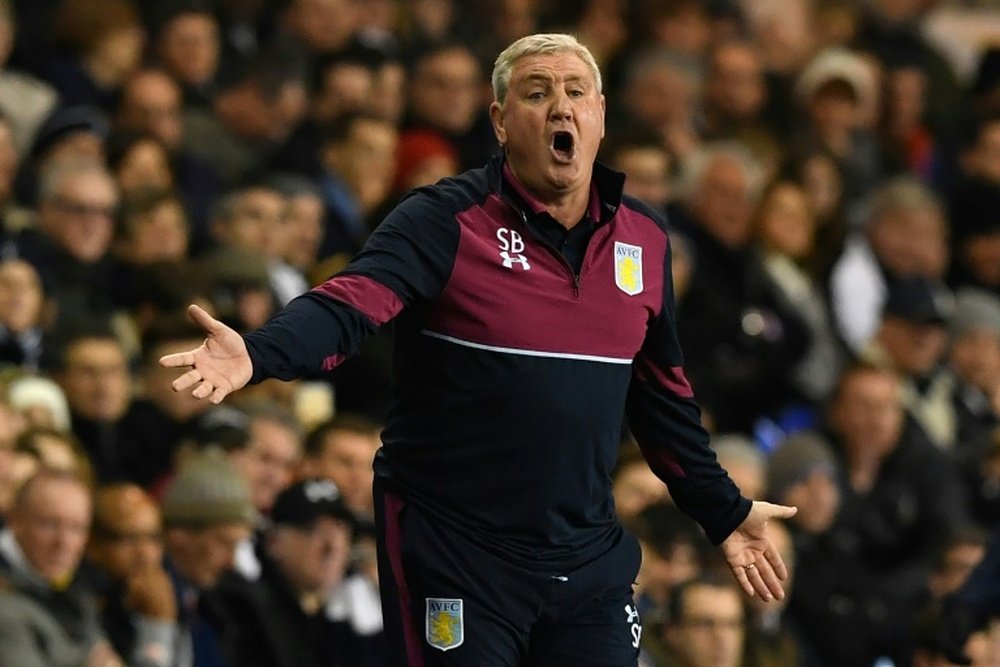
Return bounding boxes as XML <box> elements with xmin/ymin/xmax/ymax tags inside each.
<box><xmin>51</xmin><ymin>197</ymin><xmax>117</xmax><ymax>219</ymax></box>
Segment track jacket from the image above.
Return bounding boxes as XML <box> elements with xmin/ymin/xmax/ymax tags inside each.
<box><xmin>244</xmin><ymin>156</ymin><xmax>751</xmax><ymax>569</ymax></box>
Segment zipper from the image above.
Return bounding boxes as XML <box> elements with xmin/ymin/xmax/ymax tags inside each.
<box><xmin>499</xmin><ymin>195</ymin><xmax>583</xmax><ymax>298</ymax></box>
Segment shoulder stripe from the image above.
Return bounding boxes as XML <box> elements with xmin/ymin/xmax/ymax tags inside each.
<box><xmin>420</xmin><ymin>330</ymin><xmax>634</xmax><ymax>365</ymax></box>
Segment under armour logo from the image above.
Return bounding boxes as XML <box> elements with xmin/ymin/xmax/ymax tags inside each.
<box><xmin>497</xmin><ymin>227</ymin><xmax>530</xmax><ymax>271</ymax></box>
<box><xmin>625</xmin><ymin>604</ymin><xmax>640</xmax><ymax>624</ymax></box>
<box><xmin>500</xmin><ymin>251</ymin><xmax>531</xmax><ymax>270</ymax></box>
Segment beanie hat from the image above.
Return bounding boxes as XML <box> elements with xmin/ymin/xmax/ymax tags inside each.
<box><xmin>161</xmin><ymin>449</ymin><xmax>257</xmax><ymax>528</ymax></box>
<box><xmin>767</xmin><ymin>431</ymin><xmax>837</xmax><ymax>502</ymax></box>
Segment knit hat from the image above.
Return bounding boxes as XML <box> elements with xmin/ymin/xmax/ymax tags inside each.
<box><xmin>952</xmin><ymin>288</ymin><xmax>1000</xmax><ymax>337</ymax></box>
<box><xmin>161</xmin><ymin>449</ymin><xmax>257</xmax><ymax>528</ymax></box>
<box><xmin>767</xmin><ymin>431</ymin><xmax>837</xmax><ymax>502</ymax></box>
<box><xmin>795</xmin><ymin>48</ymin><xmax>875</xmax><ymax>113</ymax></box>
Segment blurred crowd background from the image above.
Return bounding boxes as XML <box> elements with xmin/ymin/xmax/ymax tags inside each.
<box><xmin>0</xmin><ymin>0</ymin><xmax>998</xmax><ymax>665</ymax></box>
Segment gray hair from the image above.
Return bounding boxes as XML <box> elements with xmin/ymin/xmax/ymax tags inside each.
<box><xmin>37</xmin><ymin>158</ymin><xmax>115</xmax><ymax>205</ymax></box>
<box><xmin>492</xmin><ymin>33</ymin><xmax>602</xmax><ymax>106</ymax></box>
<box><xmin>865</xmin><ymin>176</ymin><xmax>944</xmax><ymax>228</ymax></box>
<box><xmin>678</xmin><ymin>141</ymin><xmax>765</xmax><ymax>205</ymax></box>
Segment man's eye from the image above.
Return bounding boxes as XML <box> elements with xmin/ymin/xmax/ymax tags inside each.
<box><xmin>528</xmin><ymin>91</ymin><xmax>545</xmax><ymax>100</ymax></box>
<box><xmin>569</xmin><ymin>89</ymin><xmax>584</xmax><ymax>98</ymax></box>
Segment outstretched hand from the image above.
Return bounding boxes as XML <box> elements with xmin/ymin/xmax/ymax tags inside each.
<box><xmin>159</xmin><ymin>304</ymin><xmax>253</xmax><ymax>404</ymax></box>
<box><xmin>720</xmin><ymin>501</ymin><xmax>797</xmax><ymax>602</ymax></box>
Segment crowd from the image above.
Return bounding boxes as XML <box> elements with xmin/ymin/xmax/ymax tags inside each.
<box><xmin>0</xmin><ymin>0</ymin><xmax>998</xmax><ymax>665</ymax></box>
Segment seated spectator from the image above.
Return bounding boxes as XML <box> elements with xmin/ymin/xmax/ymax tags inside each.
<box><xmin>0</xmin><ymin>5</ymin><xmax>57</xmax><ymax>156</ymax></box>
<box><xmin>660</xmin><ymin>574</ymin><xmax>746</xmax><ymax>667</ymax></box>
<box><xmin>627</xmin><ymin>501</ymin><xmax>704</xmax><ymax>619</ymax></box>
<box><xmin>0</xmin><ymin>469</ymin><xmax>123</xmax><ymax>666</ymax></box>
<box><xmin>114</xmin><ymin>186</ymin><xmax>190</xmax><ymax>268</ymax></box>
<box><xmin>711</xmin><ymin>434</ymin><xmax>766</xmax><ymax>501</ymax></box>
<box><xmin>14</xmin><ymin>158</ymin><xmax>119</xmax><ymax>329</ymax></box>
<box><xmin>151</xmin><ymin>2</ymin><xmax>221</xmax><ymax>108</ymax></box>
<box><xmin>216</xmin><ymin>479</ymin><xmax>385</xmax><ymax>667</ymax></box>
<box><xmin>862</xmin><ymin>276</ymin><xmax>957</xmax><ymax>450</ymax></box>
<box><xmin>106</xmin><ymin>133</ymin><xmax>176</xmax><ymax>197</ymax></box>
<box><xmin>949</xmin><ymin>288</ymin><xmax>1000</xmax><ymax>453</ymax></box>
<box><xmin>86</xmin><ymin>484</ymin><xmax>178</xmax><ymax>667</ymax></box>
<box><xmin>602</xmin><ymin>129</ymin><xmax>674</xmax><ymax>212</ymax></box>
<box><xmin>0</xmin><ymin>258</ymin><xmax>46</xmax><ymax>370</ymax></box>
<box><xmin>300</xmin><ymin>414</ymin><xmax>381</xmax><ymax>521</ymax></box>
<box><xmin>159</xmin><ymin>449</ymin><xmax>257</xmax><ymax>664</ymax></box>
<box><xmin>16</xmin><ymin>427</ymin><xmax>93</xmax><ymax>484</ymax></box>
<box><xmin>270</xmin><ymin>174</ymin><xmax>323</xmax><ymax>302</ymax></box>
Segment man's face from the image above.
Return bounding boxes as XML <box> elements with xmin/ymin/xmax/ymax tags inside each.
<box><xmin>615</xmin><ymin>147</ymin><xmax>671</xmax><ymax>208</ymax></box>
<box><xmin>410</xmin><ymin>47</ymin><xmax>482</xmax><ymax>135</ymax></box>
<box><xmin>166</xmin><ymin>522</ymin><xmax>251</xmax><ymax>588</ymax></box>
<box><xmin>783</xmin><ymin>470</ymin><xmax>840</xmax><ymax>534</ymax></box>
<box><xmin>0</xmin><ymin>260</ymin><xmax>44</xmax><ymax>333</ymax></box>
<box><xmin>490</xmin><ymin>51</ymin><xmax>605</xmax><ymax>202</ymax></box>
<box><xmin>692</xmin><ymin>156</ymin><xmax>754</xmax><ymax>249</ymax></box>
<box><xmin>10</xmin><ymin>477</ymin><xmax>91</xmax><ymax>582</ymax></box>
<box><xmin>39</xmin><ymin>172</ymin><xmax>118</xmax><ymax>263</ymax></box>
<box><xmin>231</xmin><ymin>418</ymin><xmax>300</xmax><ymax>512</ymax></box>
<box><xmin>268</xmin><ymin>517</ymin><xmax>351</xmax><ymax>595</ymax></box>
<box><xmin>120</xmin><ymin>71</ymin><xmax>184</xmax><ymax>149</ymax></box>
<box><xmin>158</xmin><ymin>13</ymin><xmax>219</xmax><ymax>87</ymax></box>
<box><xmin>707</xmin><ymin>43</ymin><xmax>765</xmax><ymax>120</ymax></box>
<box><xmin>308</xmin><ymin>430</ymin><xmax>377</xmax><ymax>515</ymax></box>
<box><xmin>59</xmin><ymin>338</ymin><xmax>131</xmax><ymax>422</ymax></box>
<box><xmin>666</xmin><ymin>585</ymin><xmax>745</xmax><ymax>667</ymax></box>
<box><xmin>879</xmin><ymin>317</ymin><xmax>949</xmax><ymax>376</ymax></box>
<box><xmin>831</xmin><ymin>370</ymin><xmax>904</xmax><ymax>460</ymax></box>
<box><xmin>88</xmin><ymin>488</ymin><xmax>163</xmax><ymax>581</ymax></box>
<box><xmin>217</xmin><ymin>188</ymin><xmax>285</xmax><ymax>255</ymax></box>
<box><xmin>951</xmin><ymin>330</ymin><xmax>1000</xmax><ymax>392</ymax></box>
<box><xmin>281</xmin><ymin>194</ymin><xmax>324</xmax><ymax>270</ymax></box>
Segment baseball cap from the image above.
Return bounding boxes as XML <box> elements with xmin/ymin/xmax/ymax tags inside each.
<box><xmin>271</xmin><ymin>479</ymin><xmax>356</xmax><ymax>531</ymax></box>
<box><xmin>882</xmin><ymin>277</ymin><xmax>954</xmax><ymax>325</ymax></box>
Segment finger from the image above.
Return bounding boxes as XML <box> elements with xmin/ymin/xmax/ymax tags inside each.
<box><xmin>762</xmin><ymin>502</ymin><xmax>798</xmax><ymax>520</ymax></box>
<box><xmin>763</xmin><ymin>542</ymin><xmax>789</xmax><ymax>581</ymax></box>
<box><xmin>187</xmin><ymin>304</ymin><xmax>224</xmax><ymax>335</ymax></box>
<box><xmin>160</xmin><ymin>351</ymin><xmax>196</xmax><ymax>368</ymax></box>
<box><xmin>209</xmin><ymin>384</ymin><xmax>231</xmax><ymax>405</ymax></box>
<box><xmin>731</xmin><ymin>564</ymin><xmax>755</xmax><ymax>598</ymax></box>
<box><xmin>192</xmin><ymin>381</ymin><xmax>214</xmax><ymax>400</ymax></box>
<box><xmin>171</xmin><ymin>369</ymin><xmax>202</xmax><ymax>392</ymax></box>
<box><xmin>744</xmin><ymin>564</ymin><xmax>777</xmax><ymax>601</ymax></box>
<box><xmin>753</xmin><ymin>559</ymin><xmax>786</xmax><ymax>601</ymax></box>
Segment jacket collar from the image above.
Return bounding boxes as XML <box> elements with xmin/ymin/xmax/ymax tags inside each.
<box><xmin>490</xmin><ymin>155</ymin><xmax>624</xmax><ymax>225</ymax></box>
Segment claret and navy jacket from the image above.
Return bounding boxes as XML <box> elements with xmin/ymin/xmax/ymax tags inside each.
<box><xmin>244</xmin><ymin>156</ymin><xmax>750</xmax><ymax>569</ymax></box>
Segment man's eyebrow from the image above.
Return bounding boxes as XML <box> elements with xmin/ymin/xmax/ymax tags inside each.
<box><xmin>521</xmin><ymin>73</ymin><xmax>587</xmax><ymax>85</ymax></box>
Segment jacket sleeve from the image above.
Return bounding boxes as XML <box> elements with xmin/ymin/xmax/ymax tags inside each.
<box><xmin>625</xmin><ymin>228</ymin><xmax>751</xmax><ymax>545</ymax></box>
<box><xmin>243</xmin><ymin>189</ymin><xmax>460</xmax><ymax>382</ymax></box>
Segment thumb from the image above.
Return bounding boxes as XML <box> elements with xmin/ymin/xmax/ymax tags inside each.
<box><xmin>755</xmin><ymin>501</ymin><xmax>798</xmax><ymax>520</ymax></box>
<box><xmin>187</xmin><ymin>304</ymin><xmax>224</xmax><ymax>335</ymax></box>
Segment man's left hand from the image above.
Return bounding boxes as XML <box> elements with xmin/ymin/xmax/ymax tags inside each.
<box><xmin>720</xmin><ymin>501</ymin><xmax>797</xmax><ymax>601</ymax></box>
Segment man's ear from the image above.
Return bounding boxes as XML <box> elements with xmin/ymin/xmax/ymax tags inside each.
<box><xmin>489</xmin><ymin>101</ymin><xmax>506</xmax><ymax>147</ymax></box>
<box><xmin>600</xmin><ymin>94</ymin><xmax>606</xmax><ymax>140</ymax></box>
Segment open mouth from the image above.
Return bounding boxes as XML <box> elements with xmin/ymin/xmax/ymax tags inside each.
<box><xmin>551</xmin><ymin>131</ymin><xmax>575</xmax><ymax>162</ymax></box>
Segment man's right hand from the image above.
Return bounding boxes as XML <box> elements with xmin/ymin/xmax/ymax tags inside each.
<box><xmin>125</xmin><ymin>565</ymin><xmax>177</xmax><ymax>621</ymax></box>
<box><xmin>159</xmin><ymin>304</ymin><xmax>253</xmax><ymax>404</ymax></box>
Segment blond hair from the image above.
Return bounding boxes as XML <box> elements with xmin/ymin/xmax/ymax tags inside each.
<box><xmin>492</xmin><ymin>33</ymin><xmax>602</xmax><ymax>106</ymax></box>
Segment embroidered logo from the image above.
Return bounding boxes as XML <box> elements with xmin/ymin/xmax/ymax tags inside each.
<box><xmin>426</xmin><ymin>598</ymin><xmax>464</xmax><ymax>651</ymax></box>
<box><xmin>625</xmin><ymin>603</ymin><xmax>642</xmax><ymax>648</ymax></box>
<box><xmin>614</xmin><ymin>242</ymin><xmax>643</xmax><ymax>295</ymax></box>
<box><xmin>497</xmin><ymin>228</ymin><xmax>530</xmax><ymax>270</ymax></box>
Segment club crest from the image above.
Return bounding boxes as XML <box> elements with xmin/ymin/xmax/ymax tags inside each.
<box><xmin>426</xmin><ymin>598</ymin><xmax>464</xmax><ymax>651</ymax></box>
<box><xmin>614</xmin><ymin>242</ymin><xmax>643</xmax><ymax>296</ymax></box>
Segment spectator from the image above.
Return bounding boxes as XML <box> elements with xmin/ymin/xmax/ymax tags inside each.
<box><xmin>711</xmin><ymin>434</ymin><xmax>766</xmax><ymax>501</ymax></box>
<box><xmin>660</xmin><ymin>574</ymin><xmax>746</xmax><ymax>667</ymax></box>
<box><xmin>602</xmin><ymin>128</ymin><xmax>674</xmax><ymax>212</ymax></box>
<box><xmin>753</xmin><ymin>179</ymin><xmax>844</xmax><ymax>406</ymax></box>
<box><xmin>14</xmin><ymin>158</ymin><xmax>118</xmax><ymax>329</ymax></box>
<box><xmin>863</xmin><ymin>276</ymin><xmax>957</xmax><ymax>450</ymax></box>
<box><xmin>0</xmin><ymin>3</ymin><xmax>57</xmax><ymax>156</ymax></box>
<box><xmin>404</xmin><ymin>41</ymin><xmax>496</xmax><ymax>170</ymax></box>
<box><xmin>6</xmin><ymin>374</ymin><xmax>71</xmax><ymax>431</ymax></box>
<box><xmin>151</xmin><ymin>1</ymin><xmax>221</xmax><ymax>109</ymax></box>
<box><xmin>216</xmin><ymin>479</ymin><xmax>385</xmax><ymax>666</ymax></box>
<box><xmin>0</xmin><ymin>469</ymin><xmax>123</xmax><ymax>666</ymax></box>
<box><xmin>159</xmin><ymin>448</ymin><xmax>256</xmax><ymax>664</ymax></box>
<box><xmin>86</xmin><ymin>483</ymin><xmax>178</xmax><ymax>667</ymax></box>
<box><xmin>106</xmin><ymin>133</ymin><xmax>175</xmax><ymax>197</ymax></box>
<box><xmin>279</xmin><ymin>0</ymin><xmax>360</xmax><ymax>58</ymax></box>
<box><xmin>114</xmin><ymin>186</ymin><xmax>190</xmax><ymax>268</ymax></box>
<box><xmin>272</xmin><ymin>174</ymin><xmax>324</xmax><ymax>296</ymax></box>
<box><xmin>230</xmin><ymin>401</ymin><xmax>302</xmax><ymax>516</ymax></box>
<box><xmin>0</xmin><ymin>258</ymin><xmax>46</xmax><ymax>369</ymax></box>
<box><xmin>47</xmin><ymin>0</ymin><xmax>145</xmax><ymax>111</ymax></box>
<box><xmin>300</xmin><ymin>413</ymin><xmax>380</xmax><ymax>520</ymax></box>
<box><xmin>675</xmin><ymin>143</ymin><xmax>811</xmax><ymax>432</ymax></box>
<box><xmin>949</xmin><ymin>288</ymin><xmax>1000</xmax><ymax>453</ymax></box>
<box><xmin>830</xmin><ymin>176</ymin><xmax>951</xmax><ymax>353</ymax></box>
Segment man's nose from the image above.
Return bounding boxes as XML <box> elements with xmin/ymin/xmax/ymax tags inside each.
<box><xmin>549</xmin><ymin>91</ymin><xmax>573</xmax><ymax>119</ymax></box>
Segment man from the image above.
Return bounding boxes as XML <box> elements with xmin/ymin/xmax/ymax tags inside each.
<box><xmin>87</xmin><ymin>484</ymin><xmax>178</xmax><ymax>667</ymax></box>
<box><xmin>0</xmin><ymin>470</ymin><xmax>123</xmax><ymax>666</ymax></box>
<box><xmin>662</xmin><ymin>574</ymin><xmax>747</xmax><ymax>667</ymax></box>
<box><xmin>163</xmin><ymin>34</ymin><xmax>794</xmax><ymax>666</ymax></box>
<box><xmin>300</xmin><ymin>414</ymin><xmax>381</xmax><ymax>519</ymax></box>
<box><xmin>215</xmin><ymin>479</ymin><xmax>384</xmax><ymax>667</ymax></box>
